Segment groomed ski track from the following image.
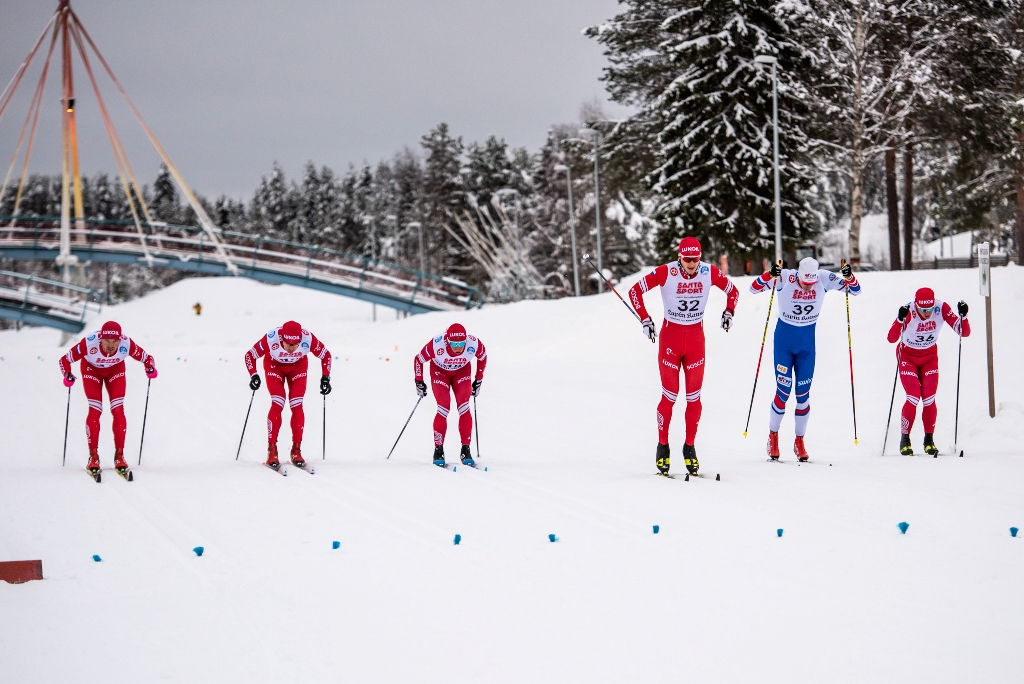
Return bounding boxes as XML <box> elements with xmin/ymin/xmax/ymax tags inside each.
<box><xmin>1</xmin><ymin>269</ymin><xmax>1022</xmax><ymax>683</ymax></box>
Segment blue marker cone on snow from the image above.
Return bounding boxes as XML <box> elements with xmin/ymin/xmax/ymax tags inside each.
<box><xmin>548</xmin><ymin>533</ymin><xmax>558</xmax><ymax>543</ymax></box>
<box><xmin>92</xmin><ymin>554</ymin><xmax>102</xmax><ymax>562</ymax></box>
<box><xmin>193</xmin><ymin>546</ymin><xmax>205</xmax><ymax>557</ymax></box>
<box><xmin>453</xmin><ymin>534</ymin><xmax>462</xmax><ymax>545</ymax></box>
<box><xmin>1011</xmin><ymin>527</ymin><xmax>1019</xmax><ymax>538</ymax></box>
<box><xmin>898</xmin><ymin>522</ymin><xmax>909</xmax><ymax>534</ymax></box>
<box><xmin>484</xmin><ymin>466</ymin><xmax>488</xmax><ymax>472</ymax></box>
<box><xmin>332</xmin><ymin>541</ymin><xmax>341</xmax><ymax>549</ymax></box>
<box><xmin>653</xmin><ymin>525</ymin><xmax>660</xmax><ymax>534</ymax></box>
<box><xmin>453</xmin><ymin>466</ymin><xmax>456</xmax><ymax>472</ymax></box>
<box><xmin>777</xmin><ymin>529</ymin><xmax>784</xmax><ymax>537</ymax></box>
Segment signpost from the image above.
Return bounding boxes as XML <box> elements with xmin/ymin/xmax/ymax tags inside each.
<box><xmin>979</xmin><ymin>242</ymin><xmax>996</xmax><ymax>417</ymax></box>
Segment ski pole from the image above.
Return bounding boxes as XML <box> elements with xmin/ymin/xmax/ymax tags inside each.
<box><xmin>473</xmin><ymin>394</ymin><xmax>480</xmax><ymax>461</ymax></box>
<box><xmin>62</xmin><ymin>385</ymin><xmax>71</xmax><ymax>467</ymax></box>
<box><xmin>582</xmin><ymin>253</ymin><xmax>653</xmax><ymax>341</ymax></box>
<box><xmin>954</xmin><ymin>313</ymin><xmax>964</xmax><ymax>452</ymax></box>
<box><xmin>842</xmin><ymin>260</ymin><xmax>859</xmax><ymax>445</ymax></box>
<box><xmin>743</xmin><ymin>268</ymin><xmax>778</xmax><ymax>436</ymax></box>
<box><xmin>235</xmin><ymin>388</ymin><xmax>256</xmax><ymax>461</ymax></box>
<box><xmin>137</xmin><ymin>378</ymin><xmax>152</xmax><ymax>466</ymax></box>
<box><xmin>387</xmin><ymin>395</ymin><xmax>423</xmax><ymax>459</ymax></box>
<box><xmin>322</xmin><ymin>393</ymin><xmax>326</xmax><ymax>460</ymax></box>
<box><xmin>882</xmin><ymin>317</ymin><xmax>909</xmax><ymax>456</ymax></box>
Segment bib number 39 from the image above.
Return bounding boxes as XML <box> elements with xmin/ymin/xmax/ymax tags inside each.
<box><xmin>792</xmin><ymin>304</ymin><xmax>815</xmax><ymax>316</ymax></box>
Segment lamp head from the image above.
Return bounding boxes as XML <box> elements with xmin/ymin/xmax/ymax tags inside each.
<box><xmin>553</xmin><ymin>164</ymin><xmax>569</xmax><ymax>173</ymax></box>
<box><xmin>755</xmin><ymin>55</ymin><xmax>778</xmax><ymax>64</ymax></box>
<box><xmin>578</xmin><ymin>128</ymin><xmax>598</xmax><ymax>141</ymax></box>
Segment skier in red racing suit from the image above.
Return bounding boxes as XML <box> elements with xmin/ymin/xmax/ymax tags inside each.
<box><xmin>887</xmin><ymin>287</ymin><xmax>970</xmax><ymax>456</ymax></box>
<box><xmin>627</xmin><ymin>236</ymin><xmax>738</xmax><ymax>476</ymax></box>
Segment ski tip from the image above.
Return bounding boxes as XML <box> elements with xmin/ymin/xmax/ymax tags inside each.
<box><xmin>127</xmin><ymin>471</ymin><xmax>134</xmax><ymax>481</ymax></box>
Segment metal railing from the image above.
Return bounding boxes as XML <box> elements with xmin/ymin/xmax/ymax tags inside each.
<box><xmin>0</xmin><ymin>269</ymin><xmax>105</xmax><ymax>332</ymax></box>
<box><xmin>910</xmin><ymin>253</ymin><xmax>1016</xmax><ymax>270</ymax></box>
<box><xmin>0</xmin><ymin>215</ymin><xmax>484</xmax><ymax>312</ymax></box>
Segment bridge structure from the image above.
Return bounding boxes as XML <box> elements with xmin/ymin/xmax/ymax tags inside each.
<box><xmin>0</xmin><ymin>268</ymin><xmax>104</xmax><ymax>333</ymax></box>
<box><xmin>0</xmin><ymin>216</ymin><xmax>483</xmax><ymax>319</ymax></box>
<box><xmin>0</xmin><ymin>3</ymin><xmax>482</xmax><ymax>332</ymax></box>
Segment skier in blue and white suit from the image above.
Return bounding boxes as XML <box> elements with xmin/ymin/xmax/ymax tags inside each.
<box><xmin>749</xmin><ymin>257</ymin><xmax>860</xmax><ymax>461</ymax></box>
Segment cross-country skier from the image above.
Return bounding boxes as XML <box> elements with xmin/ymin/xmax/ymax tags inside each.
<box><xmin>750</xmin><ymin>258</ymin><xmax>860</xmax><ymax>461</ymax></box>
<box><xmin>244</xmin><ymin>321</ymin><xmax>332</xmax><ymax>469</ymax></box>
<box><xmin>887</xmin><ymin>288</ymin><xmax>970</xmax><ymax>456</ymax></box>
<box><xmin>626</xmin><ymin>236</ymin><xmax>739</xmax><ymax>476</ymax></box>
<box><xmin>59</xmin><ymin>321</ymin><xmax>157</xmax><ymax>476</ymax></box>
<box><xmin>413</xmin><ymin>323</ymin><xmax>487</xmax><ymax>467</ymax></box>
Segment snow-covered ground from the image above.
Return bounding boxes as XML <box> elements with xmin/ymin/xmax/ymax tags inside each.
<box><xmin>1</xmin><ymin>268</ymin><xmax>1022</xmax><ymax>683</ymax></box>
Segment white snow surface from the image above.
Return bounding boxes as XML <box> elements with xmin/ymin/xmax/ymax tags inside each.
<box><xmin>1</xmin><ymin>270</ymin><xmax>1022</xmax><ymax>683</ymax></box>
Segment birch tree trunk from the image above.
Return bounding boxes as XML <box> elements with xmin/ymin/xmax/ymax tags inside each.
<box><xmin>1017</xmin><ymin>130</ymin><xmax>1024</xmax><ymax>266</ymax></box>
<box><xmin>848</xmin><ymin>6</ymin><xmax>865</xmax><ymax>266</ymax></box>
<box><xmin>903</xmin><ymin>137</ymin><xmax>914</xmax><ymax>269</ymax></box>
<box><xmin>885</xmin><ymin>143</ymin><xmax>901</xmax><ymax>269</ymax></box>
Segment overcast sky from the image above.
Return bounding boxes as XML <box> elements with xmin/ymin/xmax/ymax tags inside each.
<box><xmin>0</xmin><ymin>0</ymin><xmax>628</xmax><ymax>200</ymax></box>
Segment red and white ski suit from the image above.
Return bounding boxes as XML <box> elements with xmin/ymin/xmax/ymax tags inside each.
<box><xmin>887</xmin><ymin>301</ymin><xmax>970</xmax><ymax>434</ymax></box>
<box><xmin>60</xmin><ymin>332</ymin><xmax>155</xmax><ymax>450</ymax></box>
<box><xmin>628</xmin><ymin>261</ymin><xmax>738</xmax><ymax>446</ymax></box>
<box><xmin>245</xmin><ymin>326</ymin><xmax>331</xmax><ymax>445</ymax></box>
<box><xmin>414</xmin><ymin>333</ymin><xmax>487</xmax><ymax>446</ymax></box>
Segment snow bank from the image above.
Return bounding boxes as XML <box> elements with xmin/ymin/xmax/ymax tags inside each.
<box><xmin>1</xmin><ymin>269</ymin><xmax>1021</xmax><ymax>683</ymax></box>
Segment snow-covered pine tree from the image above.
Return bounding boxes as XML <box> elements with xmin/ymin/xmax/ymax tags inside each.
<box><xmin>247</xmin><ymin>163</ymin><xmax>298</xmax><ymax>241</ymax></box>
<box><xmin>150</xmin><ymin>164</ymin><xmax>182</xmax><ymax>224</ymax></box>
<box><xmin>589</xmin><ymin>0</ymin><xmax>822</xmax><ymax>263</ymax></box>
<box><xmin>421</xmin><ymin>123</ymin><xmax>468</xmax><ymax>277</ymax></box>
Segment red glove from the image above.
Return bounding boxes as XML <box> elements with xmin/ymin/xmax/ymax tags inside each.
<box><xmin>145</xmin><ymin>364</ymin><xmax>158</xmax><ymax>379</ymax></box>
<box><xmin>63</xmin><ymin>372</ymin><xmax>76</xmax><ymax>388</ymax></box>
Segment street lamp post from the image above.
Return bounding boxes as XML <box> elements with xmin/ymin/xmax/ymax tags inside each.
<box><xmin>579</xmin><ymin>127</ymin><xmax>603</xmax><ymax>293</ymax></box>
<box><xmin>755</xmin><ymin>54</ymin><xmax>782</xmax><ymax>265</ymax></box>
<box><xmin>407</xmin><ymin>221</ymin><xmax>425</xmax><ymax>276</ymax></box>
<box><xmin>553</xmin><ymin>165</ymin><xmax>581</xmax><ymax>296</ymax></box>
<box><xmin>362</xmin><ymin>215</ymin><xmax>377</xmax><ymax>321</ymax></box>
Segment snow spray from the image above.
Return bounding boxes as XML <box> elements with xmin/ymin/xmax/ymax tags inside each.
<box><xmin>1011</xmin><ymin>527</ymin><xmax>1019</xmax><ymax>538</ymax></box>
<box><xmin>652</xmin><ymin>525</ymin><xmax>660</xmax><ymax>534</ymax></box>
<box><xmin>777</xmin><ymin>529</ymin><xmax>784</xmax><ymax>537</ymax></box>
<box><xmin>91</xmin><ymin>555</ymin><xmax>102</xmax><ymax>562</ymax></box>
<box><xmin>332</xmin><ymin>541</ymin><xmax>341</xmax><ymax>550</ymax></box>
<box><xmin>193</xmin><ymin>546</ymin><xmax>205</xmax><ymax>557</ymax></box>
<box><xmin>898</xmin><ymin>522</ymin><xmax>909</xmax><ymax>534</ymax></box>
<box><xmin>453</xmin><ymin>534</ymin><xmax>462</xmax><ymax>546</ymax></box>
<box><xmin>548</xmin><ymin>534</ymin><xmax>559</xmax><ymax>543</ymax></box>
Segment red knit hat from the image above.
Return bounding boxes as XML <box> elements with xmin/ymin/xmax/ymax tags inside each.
<box><xmin>678</xmin><ymin>236</ymin><xmax>701</xmax><ymax>259</ymax></box>
<box><xmin>280</xmin><ymin>320</ymin><xmax>303</xmax><ymax>344</ymax></box>
<box><xmin>99</xmin><ymin>321</ymin><xmax>122</xmax><ymax>340</ymax></box>
<box><xmin>915</xmin><ymin>288</ymin><xmax>935</xmax><ymax>309</ymax></box>
<box><xmin>446</xmin><ymin>323</ymin><xmax>467</xmax><ymax>344</ymax></box>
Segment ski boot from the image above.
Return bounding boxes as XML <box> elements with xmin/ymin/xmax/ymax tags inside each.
<box><xmin>682</xmin><ymin>444</ymin><xmax>699</xmax><ymax>475</ymax></box>
<box><xmin>923</xmin><ymin>433</ymin><xmax>939</xmax><ymax>457</ymax></box>
<box><xmin>87</xmin><ymin>448</ymin><xmax>101</xmax><ymax>475</ymax></box>
<box><xmin>290</xmin><ymin>443</ymin><xmax>306</xmax><ymax>467</ymax></box>
<box><xmin>794</xmin><ymin>436</ymin><xmax>809</xmax><ymax>462</ymax></box>
<box><xmin>432</xmin><ymin>445</ymin><xmax>446</xmax><ymax>467</ymax></box>
<box><xmin>899</xmin><ymin>434</ymin><xmax>913</xmax><ymax>456</ymax></box>
<box><xmin>656</xmin><ymin>443</ymin><xmax>670</xmax><ymax>475</ymax></box>
<box><xmin>460</xmin><ymin>444</ymin><xmax>475</xmax><ymax>467</ymax></box>
<box><xmin>767</xmin><ymin>431</ymin><xmax>780</xmax><ymax>460</ymax></box>
<box><xmin>266</xmin><ymin>442</ymin><xmax>281</xmax><ymax>470</ymax></box>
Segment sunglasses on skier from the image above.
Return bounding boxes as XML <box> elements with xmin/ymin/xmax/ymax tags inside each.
<box><xmin>449</xmin><ymin>341</ymin><xmax>467</xmax><ymax>349</ymax></box>
<box><xmin>917</xmin><ymin>306</ymin><xmax>934</xmax><ymax>314</ymax></box>
<box><xmin>680</xmin><ymin>256</ymin><xmax>700</xmax><ymax>264</ymax></box>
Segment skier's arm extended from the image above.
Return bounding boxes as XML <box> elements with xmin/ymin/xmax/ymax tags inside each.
<box><xmin>749</xmin><ymin>263</ymin><xmax>782</xmax><ymax>294</ymax></box>
<box><xmin>244</xmin><ymin>335</ymin><xmax>269</xmax><ymax>375</ymax></box>
<box><xmin>58</xmin><ymin>337</ymin><xmax>88</xmax><ymax>375</ymax></box>
<box><xmin>127</xmin><ymin>339</ymin><xmax>155</xmax><ymax>369</ymax></box>
<box><xmin>626</xmin><ymin>264</ymin><xmax>669</xmax><ymax>322</ymax></box>
<box><xmin>413</xmin><ymin>341</ymin><xmax>435</xmax><ymax>381</ymax></box>
<box><xmin>941</xmin><ymin>302</ymin><xmax>970</xmax><ymax>337</ymax></box>
<box><xmin>473</xmin><ymin>338</ymin><xmax>487</xmax><ymax>380</ymax></box>
<box><xmin>823</xmin><ymin>269</ymin><xmax>861</xmax><ymax>295</ymax></box>
<box><xmin>309</xmin><ymin>333</ymin><xmax>332</xmax><ymax>376</ymax></box>
<box><xmin>710</xmin><ymin>265</ymin><xmax>739</xmax><ymax>311</ymax></box>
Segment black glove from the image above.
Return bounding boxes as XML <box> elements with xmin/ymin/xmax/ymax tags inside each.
<box><xmin>415</xmin><ymin>379</ymin><xmax>427</xmax><ymax>398</ymax></box>
<box><xmin>898</xmin><ymin>305</ymin><xmax>910</xmax><ymax>322</ymax></box>
<box><xmin>320</xmin><ymin>375</ymin><xmax>332</xmax><ymax>396</ymax></box>
<box><xmin>641</xmin><ymin>317</ymin><xmax>656</xmax><ymax>342</ymax></box>
<box><xmin>721</xmin><ymin>308</ymin><xmax>734</xmax><ymax>332</ymax></box>
<box><xmin>841</xmin><ymin>262</ymin><xmax>853</xmax><ymax>280</ymax></box>
<box><xmin>249</xmin><ymin>374</ymin><xmax>261</xmax><ymax>391</ymax></box>
<box><xmin>472</xmin><ymin>379</ymin><xmax>483</xmax><ymax>397</ymax></box>
<box><xmin>957</xmin><ymin>300</ymin><xmax>968</xmax><ymax>317</ymax></box>
<box><xmin>769</xmin><ymin>262</ymin><xmax>782</xmax><ymax>278</ymax></box>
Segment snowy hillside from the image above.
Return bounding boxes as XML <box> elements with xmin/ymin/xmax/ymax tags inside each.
<box><xmin>1</xmin><ymin>268</ymin><xmax>1022</xmax><ymax>683</ymax></box>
